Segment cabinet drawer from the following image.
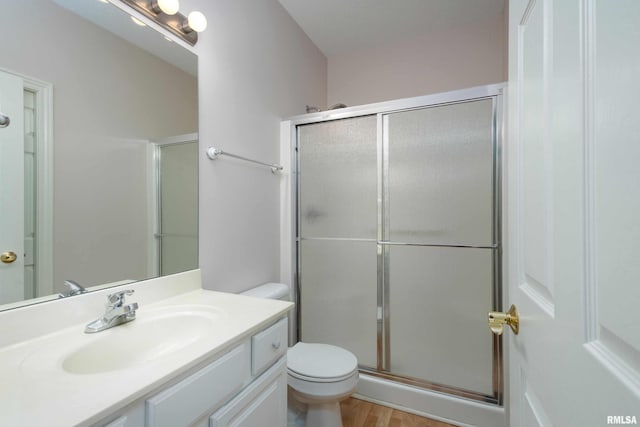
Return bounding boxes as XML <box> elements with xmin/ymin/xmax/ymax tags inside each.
<box><xmin>251</xmin><ymin>318</ymin><xmax>288</xmax><ymax>376</ymax></box>
<box><xmin>146</xmin><ymin>342</ymin><xmax>250</xmax><ymax>427</ymax></box>
<box><xmin>103</xmin><ymin>416</ymin><xmax>126</xmax><ymax>427</ymax></box>
<box><xmin>211</xmin><ymin>357</ymin><xmax>287</xmax><ymax>427</ymax></box>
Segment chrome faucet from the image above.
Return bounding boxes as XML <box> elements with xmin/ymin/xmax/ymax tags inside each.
<box><xmin>85</xmin><ymin>290</ymin><xmax>139</xmax><ymax>333</ymax></box>
<box><xmin>58</xmin><ymin>280</ymin><xmax>87</xmax><ymax>298</ymax></box>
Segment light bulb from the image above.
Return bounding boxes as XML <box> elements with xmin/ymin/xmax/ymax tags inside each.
<box><xmin>187</xmin><ymin>11</ymin><xmax>207</xmax><ymax>32</ymax></box>
<box><xmin>156</xmin><ymin>0</ymin><xmax>179</xmax><ymax>15</ymax></box>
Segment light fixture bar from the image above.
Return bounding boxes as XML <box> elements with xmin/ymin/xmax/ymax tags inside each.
<box><xmin>119</xmin><ymin>0</ymin><xmax>198</xmax><ymax>46</ymax></box>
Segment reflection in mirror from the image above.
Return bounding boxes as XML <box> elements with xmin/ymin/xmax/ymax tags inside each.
<box><xmin>0</xmin><ymin>0</ymin><xmax>198</xmax><ymax>310</ymax></box>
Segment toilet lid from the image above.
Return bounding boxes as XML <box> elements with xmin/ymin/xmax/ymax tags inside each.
<box><xmin>287</xmin><ymin>342</ymin><xmax>358</xmax><ymax>380</ymax></box>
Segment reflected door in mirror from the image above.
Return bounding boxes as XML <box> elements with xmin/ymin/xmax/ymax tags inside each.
<box><xmin>0</xmin><ymin>71</ymin><xmax>25</xmax><ymax>305</ymax></box>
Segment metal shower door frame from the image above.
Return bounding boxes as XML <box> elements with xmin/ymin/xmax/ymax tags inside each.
<box><xmin>291</xmin><ymin>83</ymin><xmax>505</xmax><ymax>405</ymax></box>
<box><xmin>151</xmin><ymin>134</ymin><xmax>199</xmax><ymax>277</ymax></box>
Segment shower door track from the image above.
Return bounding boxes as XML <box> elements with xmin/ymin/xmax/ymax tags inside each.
<box><xmin>300</xmin><ymin>237</ymin><xmax>498</xmax><ymax>250</ymax></box>
<box><xmin>291</xmin><ymin>83</ymin><xmax>505</xmax><ymax>406</ymax></box>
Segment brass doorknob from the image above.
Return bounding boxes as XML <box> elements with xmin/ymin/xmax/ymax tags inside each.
<box><xmin>488</xmin><ymin>304</ymin><xmax>519</xmax><ymax>335</ymax></box>
<box><xmin>1</xmin><ymin>251</ymin><xmax>18</xmax><ymax>264</ymax></box>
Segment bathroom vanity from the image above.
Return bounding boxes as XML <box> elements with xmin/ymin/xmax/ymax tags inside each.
<box><xmin>0</xmin><ymin>270</ymin><xmax>293</xmax><ymax>426</ymax></box>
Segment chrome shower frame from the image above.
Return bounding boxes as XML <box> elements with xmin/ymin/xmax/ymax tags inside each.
<box><xmin>287</xmin><ymin>83</ymin><xmax>506</xmax><ymax>406</ymax></box>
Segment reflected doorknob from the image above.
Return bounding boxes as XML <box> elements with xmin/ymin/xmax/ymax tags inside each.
<box><xmin>0</xmin><ymin>112</ymin><xmax>10</xmax><ymax>128</ymax></box>
<box><xmin>488</xmin><ymin>304</ymin><xmax>519</xmax><ymax>335</ymax></box>
<box><xmin>1</xmin><ymin>251</ymin><xmax>18</xmax><ymax>264</ymax></box>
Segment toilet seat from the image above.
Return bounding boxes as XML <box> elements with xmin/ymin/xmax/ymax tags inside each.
<box><xmin>288</xmin><ymin>368</ymin><xmax>357</xmax><ymax>383</ymax></box>
<box><xmin>287</xmin><ymin>342</ymin><xmax>358</xmax><ymax>382</ymax></box>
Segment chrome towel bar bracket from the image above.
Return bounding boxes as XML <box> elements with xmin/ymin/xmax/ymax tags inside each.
<box><xmin>206</xmin><ymin>146</ymin><xmax>283</xmax><ymax>173</ymax></box>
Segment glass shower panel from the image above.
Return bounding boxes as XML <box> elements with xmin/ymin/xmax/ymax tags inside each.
<box><xmin>298</xmin><ymin>116</ymin><xmax>377</xmax><ymax>239</ymax></box>
<box><xmin>159</xmin><ymin>142</ymin><xmax>198</xmax><ymax>275</ymax></box>
<box><xmin>386</xmin><ymin>99</ymin><xmax>494</xmax><ymax>246</ymax></box>
<box><xmin>388</xmin><ymin>245</ymin><xmax>495</xmax><ymax>395</ymax></box>
<box><xmin>300</xmin><ymin>239</ymin><xmax>378</xmax><ymax>369</ymax></box>
<box><xmin>161</xmin><ymin>235</ymin><xmax>198</xmax><ymax>276</ymax></box>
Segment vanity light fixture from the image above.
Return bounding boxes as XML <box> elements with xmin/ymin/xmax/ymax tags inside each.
<box><xmin>119</xmin><ymin>0</ymin><xmax>207</xmax><ymax>46</ymax></box>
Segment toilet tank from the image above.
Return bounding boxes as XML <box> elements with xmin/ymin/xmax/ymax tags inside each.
<box><xmin>241</xmin><ymin>282</ymin><xmax>290</xmax><ymax>301</ymax></box>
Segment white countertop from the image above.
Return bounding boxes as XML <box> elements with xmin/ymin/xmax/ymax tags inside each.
<box><xmin>0</xmin><ymin>270</ymin><xmax>293</xmax><ymax>426</ymax></box>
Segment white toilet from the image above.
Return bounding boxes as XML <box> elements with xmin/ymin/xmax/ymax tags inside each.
<box><xmin>241</xmin><ymin>283</ymin><xmax>359</xmax><ymax>427</ymax></box>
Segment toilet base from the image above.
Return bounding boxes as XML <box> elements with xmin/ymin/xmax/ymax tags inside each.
<box><xmin>287</xmin><ymin>391</ymin><xmax>307</xmax><ymax>426</ymax></box>
<box><xmin>305</xmin><ymin>401</ymin><xmax>343</xmax><ymax>427</ymax></box>
<box><xmin>289</xmin><ymin>384</ymin><xmax>355</xmax><ymax>427</ymax></box>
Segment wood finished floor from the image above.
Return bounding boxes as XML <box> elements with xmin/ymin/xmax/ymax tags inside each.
<box><xmin>340</xmin><ymin>398</ymin><xmax>456</xmax><ymax>427</ymax></box>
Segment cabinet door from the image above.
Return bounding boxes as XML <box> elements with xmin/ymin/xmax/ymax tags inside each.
<box><xmin>211</xmin><ymin>357</ymin><xmax>286</xmax><ymax>427</ymax></box>
<box><xmin>146</xmin><ymin>343</ymin><xmax>250</xmax><ymax>427</ymax></box>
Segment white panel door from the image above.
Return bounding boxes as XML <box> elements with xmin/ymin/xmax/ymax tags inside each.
<box><xmin>0</xmin><ymin>71</ymin><xmax>24</xmax><ymax>304</ymax></box>
<box><xmin>507</xmin><ymin>0</ymin><xmax>640</xmax><ymax>425</ymax></box>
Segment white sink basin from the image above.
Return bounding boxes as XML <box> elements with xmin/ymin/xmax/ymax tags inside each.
<box><xmin>61</xmin><ymin>305</ymin><xmax>222</xmax><ymax>374</ymax></box>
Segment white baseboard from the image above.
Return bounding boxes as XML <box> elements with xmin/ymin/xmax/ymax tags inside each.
<box><xmin>354</xmin><ymin>374</ymin><xmax>506</xmax><ymax>427</ymax></box>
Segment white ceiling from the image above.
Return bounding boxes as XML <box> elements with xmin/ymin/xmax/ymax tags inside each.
<box><xmin>278</xmin><ymin>0</ymin><xmax>505</xmax><ymax>57</ymax></box>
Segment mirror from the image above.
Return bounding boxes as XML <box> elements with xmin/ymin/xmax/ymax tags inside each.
<box><xmin>0</xmin><ymin>0</ymin><xmax>198</xmax><ymax>310</ymax></box>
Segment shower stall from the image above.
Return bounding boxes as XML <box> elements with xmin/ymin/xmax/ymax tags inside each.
<box><xmin>284</xmin><ymin>84</ymin><xmax>505</xmax><ymax>424</ymax></box>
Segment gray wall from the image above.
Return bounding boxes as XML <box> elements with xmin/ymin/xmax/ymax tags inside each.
<box><xmin>328</xmin><ymin>11</ymin><xmax>507</xmax><ymax>106</ymax></box>
<box><xmin>185</xmin><ymin>0</ymin><xmax>328</xmax><ymax>293</ymax></box>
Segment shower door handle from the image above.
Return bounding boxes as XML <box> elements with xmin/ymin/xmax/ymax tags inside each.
<box><xmin>488</xmin><ymin>304</ymin><xmax>519</xmax><ymax>335</ymax></box>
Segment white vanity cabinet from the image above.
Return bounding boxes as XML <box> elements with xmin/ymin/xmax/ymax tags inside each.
<box><xmin>0</xmin><ymin>272</ymin><xmax>294</xmax><ymax>427</ymax></box>
<box><xmin>98</xmin><ymin>318</ymin><xmax>288</xmax><ymax>427</ymax></box>
<box><xmin>146</xmin><ymin>342</ymin><xmax>252</xmax><ymax>427</ymax></box>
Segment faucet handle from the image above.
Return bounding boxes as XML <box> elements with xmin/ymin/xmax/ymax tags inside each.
<box><xmin>125</xmin><ymin>302</ymin><xmax>140</xmax><ymax>314</ymax></box>
<box><xmin>107</xmin><ymin>289</ymin><xmax>135</xmax><ymax>306</ymax></box>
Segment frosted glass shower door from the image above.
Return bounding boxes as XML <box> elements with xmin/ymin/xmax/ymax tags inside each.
<box><xmin>384</xmin><ymin>99</ymin><xmax>498</xmax><ymax>397</ymax></box>
<box><xmin>295</xmin><ymin>94</ymin><xmax>501</xmax><ymax>402</ymax></box>
<box><xmin>388</xmin><ymin>246</ymin><xmax>495</xmax><ymax>395</ymax></box>
<box><xmin>298</xmin><ymin>116</ymin><xmax>378</xmax><ymax>239</ymax></box>
<box><xmin>385</xmin><ymin>100</ymin><xmax>495</xmax><ymax>246</ymax></box>
<box><xmin>298</xmin><ymin>116</ymin><xmax>378</xmax><ymax>369</ymax></box>
<box><xmin>300</xmin><ymin>239</ymin><xmax>378</xmax><ymax>368</ymax></box>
